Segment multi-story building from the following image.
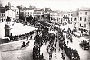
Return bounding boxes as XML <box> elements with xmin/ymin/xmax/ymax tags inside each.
<box><xmin>50</xmin><ymin>11</ymin><xmax>61</xmax><ymax>24</ymax></box>
<box><xmin>72</xmin><ymin>11</ymin><xmax>79</xmax><ymax>31</ymax></box>
<box><xmin>33</xmin><ymin>8</ymin><xmax>44</xmax><ymax>20</ymax></box>
<box><xmin>67</xmin><ymin>11</ymin><xmax>73</xmax><ymax>24</ymax></box>
<box><xmin>0</xmin><ymin>7</ymin><xmax>6</xmax><ymax>22</ymax></box>
<box><xmin>20</xmin><ymin>8</ymin><xmax>34</xmax><ymax>20</ymax></box>
<box><xmin>62</xmin><ymin>12</ymin><xmax>69</xmax><ymax>25</ymax></box>
<box><xmin>78</xmin><ymin>8</ymin><xmax>90</xmax><ymax>35</ymax></box>
<box><xmin>5</xmin><ymin>9</ymin><xmax>16</xmax><ymax>22</ymax></box>
<box><xmin>5</xmin><ymin>2</ymin><xmax>19</xmax><ymax>21</ymax></box>
<box><xmin>43</xmin><ymin>8</ymin><xmax>52</xmax><ymax>22</ymax></box>
<box><xmin>11</xmin><ymin>6</ymin><xmax>19</xmax><ymax>20</ymax></box>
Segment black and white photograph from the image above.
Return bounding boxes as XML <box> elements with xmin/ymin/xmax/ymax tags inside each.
<box><xmin>0</xmin><ymin>0</ymin><xmax>90</xmax><ymax>60</ymax></box>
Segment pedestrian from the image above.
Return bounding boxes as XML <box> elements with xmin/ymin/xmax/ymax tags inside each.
<box><xmin>21</xmin><ymin>41</ymin><xmax>26</xmax><ymax>49</ymax></box>
<box><xmin>59</xmin><ymin>47</ymin><xmax>60</xmax><ymax>51</ymax></box>
<box><xmin>30</xmin><ymin>35</ymin><xmax>32</xmax><ymax>39</ymax></box>
<box><xmin>67</xmin><ymin>41</ymin><xmax>69</xmax><ymax>45</ymax></box>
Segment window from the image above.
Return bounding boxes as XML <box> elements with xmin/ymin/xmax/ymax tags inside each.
<box><xmin>71</xmin><ymin>14</ymin><xmax>73</xmax><ymax>16</ymax></box>
<box><xmin>84</xmin><ymin>24</ymin><xmax>86</xmax><ymax>27</ymax></box>
<box><xmin>30</xmin><ymin>12</ymin><xmax>32</xmax><ymax>14</ymax></box>
<box><xmin>2</xmin><ymin>14</ymin><xmax>3</xmax><ymax>16</ymax></box>
<box><xmin>85</xmin><ymin>12</ymin><xmax>87</xmax><ymax>15</ymax></box>
<box><xmin>80</xmin><ymin>24</ymin><xmax>81</xmax><ymax>27</ymax></box>
<box><xmin>84</xmin><ymin>17</ymin><xmax>86</xmax><ymax>22</ymax></box>
<box><xmin>80</xmin><ymin>17</ymin><xmax>82</xmax><ymax>21</ymax></box>
<box><xmin>66</xmin><ymin>15</ymin><xmax>67</xmax><ymax>17</ymax></box>
<box><xmin>71</xmin><ymin>18</ymin><xmax>72</xmax><ymax>21</ymax></box>
<box><xmin>28</xmin><ymin>12</ymin><xmax>29</xmax><ymax>14</ymax></box>
<box><xmin>2</xmin><ymin>19</ymin><xmax>3</xmax><ymax>22</ymax></box>
<box><xmin>74</xmin><ymin>18</ymin><xmax>77</xmax><ymax>21</ymax></box>
<box><xmin>17</xmin><ymin>12</ymin><xmax>18</xmax><ymax>14</ymax></box>
<box><xmin>68</xmin><ymin>14</ymin><xmax>70</xmax><ymax>16</ymax></box>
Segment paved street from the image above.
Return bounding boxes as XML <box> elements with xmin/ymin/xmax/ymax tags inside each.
<box><xmin>66</xmin><ymin>35</ymin><xmax>90</xmax><ymax>60</ymax></box>
<box><xmin>61</xmin><ymin>24</ymin><xmax>90</xmax><ymax>60</ymax></box>
<box><xmin>0</xmin><ymin>40</ymin><xmax>35</xmax><ymax>60</ymax></box>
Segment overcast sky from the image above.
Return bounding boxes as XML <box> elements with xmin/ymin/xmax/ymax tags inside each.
<box><xmin>1</xmin><ymin>0</ymin><xmax>90</xmax><ymax>11</ymax></box>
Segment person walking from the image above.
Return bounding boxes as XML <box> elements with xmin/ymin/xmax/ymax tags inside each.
<box><xmin>67</xmin><ymin>40</ymin><xmax>69</xmax><ymax>45</ymax></box>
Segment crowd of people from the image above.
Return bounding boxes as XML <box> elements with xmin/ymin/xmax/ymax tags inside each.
<box><xmin>8</xmin><ymin>18</ymin><xmax>80</xmax><ymax>60</ymax></box>
<box><xmin>32</xmin><ymin>23</ymin><xmax>81</xmax><ymax>60</ymax></box>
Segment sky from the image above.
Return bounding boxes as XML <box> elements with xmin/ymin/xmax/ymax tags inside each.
<box><xmin>1</xmin><ymin>0</ymin><xmax>90</xmax><ymax>11</ymax></box>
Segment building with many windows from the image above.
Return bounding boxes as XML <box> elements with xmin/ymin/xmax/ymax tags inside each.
<box><xmin>11</xmin><ymin>6</ymin><xmax>19</xmax><ymax>19</ymax></box>
<box><xmin>20</xmin><ymin>7</ymin><xmax>34</xmax><ymax>21</ymax></box>
<box><xmin>0</xmin><ymin>7</ymin><xmax>6</xmax><ymax>22</ymax></box>
<box><xmin>33</xmin><ymin>8</ymin><xmax>44</xmax><ymax>20</ymax></box>
<box><xmin>67</xmin><ymin>11</ymin><xmax>73</xmax><ymax>24</ymax></box>
<box><xmin>50</xmin><ymin>11</ymin><xmax>61</xmax><ymax>24</ymax></box>
<box><xmin>62</xmin><ymin>12</ymin><xmax>69</xmax><ymax>25</ymax></box>
<box><xmin>78</xmin><ymin>8</ymin><xmax>90</xmax><ymax>35</ymax></box>
<box><xmin>72</xmin><ymin>11</ymin><xmax>79</xmax><ymax>31</ymax></box>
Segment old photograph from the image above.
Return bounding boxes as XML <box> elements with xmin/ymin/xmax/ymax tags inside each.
<box><xmin>0</xmin><ymin>0</ymin><xmax>90</xmax><ymax>60</ymax></box>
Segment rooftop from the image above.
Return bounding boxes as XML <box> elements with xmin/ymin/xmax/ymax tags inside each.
<box><xmin>79</xmin><ymin>7</ymin><xmax>90</xmax><ymax>11</ymax></box>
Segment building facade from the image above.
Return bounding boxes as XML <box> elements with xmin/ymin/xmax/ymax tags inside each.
<box><xmin>50</xmin><ymin>11</ymin><xmax>61</xmax><ymax>24</ymax></box>
<box><xmin>72</xmin><ymin>11</ymin><xmax>79</xmax><ymax>31</ymax></box>
<box><xmin>0</xmin><ymin>7</ymin><xmax>6</xmax><ymax>22</ymax></box>
<box><xmin>78</xmin><ymin>8</ymin><xmax>90</xmax><ymax>35</ymax></box>
<box><xmin>33</xmin><ymin>9</ymin><xmax>44</xmax><ymax>20</ymax></box>
<box><xmin>20</xmin><ymin>8</ymin><xmax>34</xmax><ymax>20</ymax></box>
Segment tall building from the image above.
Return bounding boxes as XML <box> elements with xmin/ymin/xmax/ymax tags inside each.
<box><xmin>78</xmin><ymin>8</ymin><xmax>90</xmax><ymax>35</ymax></box>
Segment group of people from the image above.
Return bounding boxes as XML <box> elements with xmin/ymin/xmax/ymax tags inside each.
<box><xmin>9</xmin><ymin>31</ymin><xmax>34</xmax><ymax>42</ymax></box>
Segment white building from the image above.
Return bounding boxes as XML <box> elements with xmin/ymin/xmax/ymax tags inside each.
<box><xmin>78</xmin><ymin>8</ymin><xmax>90</xmax><ymax>35</ymax></box>
<box><xmin>11</xmin><ymin>6</ymin><xmax>19</xmax><ymax>19</ymax></box>
<box><xmin>50</xmin><ymin>11</ymin><xmax>61</xmax><ymax>24</ymax></box>
<box><xmin>67</xmin><ymin>11</ymin><xmax>73</xmax><ymax>24</ymax></box>
<box><xmin>5</xmin><ymin>9</ymin><xmax>16</xmax><ymax>22</ymax></box>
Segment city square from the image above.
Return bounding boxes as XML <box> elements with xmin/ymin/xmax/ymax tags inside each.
<box><xmin>0</xmin><ymin>0</ymin><xmax>90</xmax><ymax>60</ymax></box>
